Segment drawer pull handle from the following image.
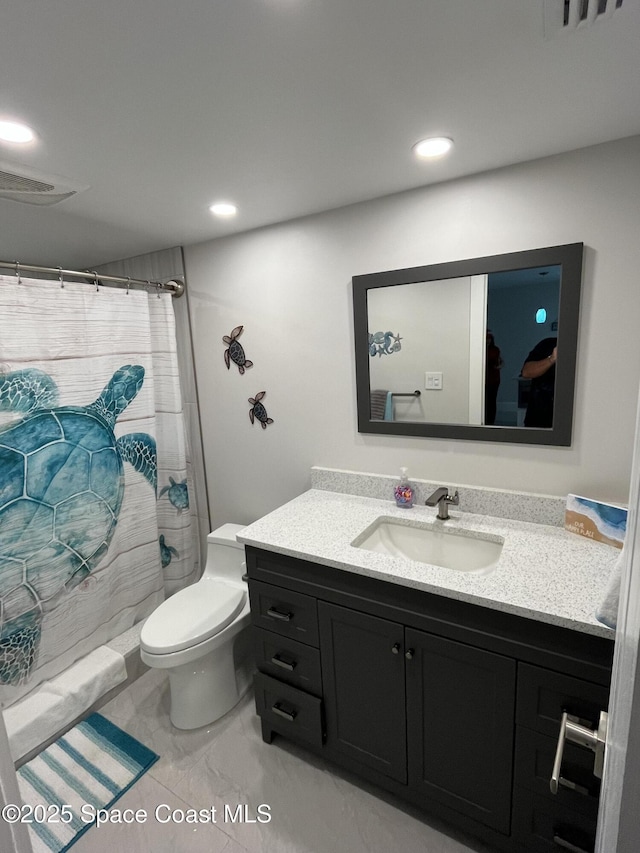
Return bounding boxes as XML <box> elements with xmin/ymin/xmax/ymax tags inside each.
<box><xmin>552</xmin><ymin>834</ymin><xmax>591</xmax><ymax>853</ymax></box>
<box><xmin>267</xmin><ymin>607</ymin><xmax>293</xmax><ymax>622</ymax></box>
<box><xmin>272</xmin><ymin>702</ymin><xmax>297</xmax><ymax>722</ymax></box>
<box><xmin>271</xmin><ymin>654</ymin><xmax>297</xmax><ymax>672</ymax></box>
<box><xmin>557</xmin><ymin>777</ymin><xmax>591</xmax><ymax>797</ymax></box>
<box><xmin>550</xmin><ymin>710</ymin><xmax>608</xmax><ymax>795</ymax></box>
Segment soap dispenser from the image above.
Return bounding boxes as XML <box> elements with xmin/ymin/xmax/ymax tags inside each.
<box><xmin>394</xmin><ymin>467</ymin><xmax>415</xmax><ymax>509</ymax></box>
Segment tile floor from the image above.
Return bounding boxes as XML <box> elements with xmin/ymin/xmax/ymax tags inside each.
<box><xmin>73</xmin><ymin>669</ymin><xmax>496</xmax><ymax>853</ymax></box>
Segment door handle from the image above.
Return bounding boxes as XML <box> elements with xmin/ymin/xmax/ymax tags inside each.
<box><xmin>550</xmin><ymin>710</ymin><xmax>608</xmax><ymax>795</ymax></box>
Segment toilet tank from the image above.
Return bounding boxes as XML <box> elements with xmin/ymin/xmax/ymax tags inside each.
<box><xmin>202</xmin><ymin>523</ymin><xmax>246</xmax><ymax>581</ymax></box>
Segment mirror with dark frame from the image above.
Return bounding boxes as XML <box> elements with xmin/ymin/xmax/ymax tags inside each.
<box><xmin>353</xmin><ymin>243</ymin><xmax>583</xmax><ymax>446</ymax></box>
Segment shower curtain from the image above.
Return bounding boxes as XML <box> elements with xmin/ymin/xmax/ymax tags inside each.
<box><xmin>0</xmin><ymin>274</ymin><xmax>200</xmax><ymax>707</ymax></box>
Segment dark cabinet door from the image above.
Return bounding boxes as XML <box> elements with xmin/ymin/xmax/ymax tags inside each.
<box><xmin>318</xmin><ymin>601</ymin><xmax>407</xmax><ymax>783</ymax></box>
<box><xmin>405</xmin><ymin>627</ymin><xmax>516</xmax><ymax>835</ymax></box>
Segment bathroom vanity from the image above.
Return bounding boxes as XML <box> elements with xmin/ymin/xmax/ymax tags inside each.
<box><xmin>240</xmin><ymin>487</ymin><xmax>616</xmax><ymax>853</ymax></box>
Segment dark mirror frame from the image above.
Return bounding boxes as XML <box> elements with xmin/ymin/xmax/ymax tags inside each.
<box><xmin>353</xmin><ymin>243</ymin><xmax>584</xmax><ymax>446</ymax></box>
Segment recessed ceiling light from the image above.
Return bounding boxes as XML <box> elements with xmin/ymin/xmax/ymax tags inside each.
<box><xmin>0</xmin><ymin>119</ymin><xmax>36</xmax><ymax>144</ymax></box>
<box><xmin>413</xmin><ymin>137</ymin><xmax>453</xmax><ymax>159</ymax></box>
<box><xmin>209</xmin><ymin>202</ymin><xmax>238</xmax><ymax>217</ymax></box>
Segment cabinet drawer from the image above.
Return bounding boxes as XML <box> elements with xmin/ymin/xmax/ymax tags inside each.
<box><xmin>514</xmin><ymin>727</ymin><xmax>600</xmax><ymax>818</ymax></box>
<box><xmin>253</xmin><ymin>627</ymin><xmax>322</xmax><ymax>696</ymax></box>
<box><xmin>249</xmin><ymin>580</ymin><xmax>319</xmax><ymax>646</ymax></box>
<box><xmin>254</xmin><ymin>672</ymin><xmax>323</xmax><ymax>747</ymax></box>
<box><xmin>512</xmin><ymin>791</ymin><xmax>596</xmax><ymax>853</ymax></box>
<box><xmin>517</xmin><ymin>663</ymin><xmax>609</xmax><ymax>738</ymax></box>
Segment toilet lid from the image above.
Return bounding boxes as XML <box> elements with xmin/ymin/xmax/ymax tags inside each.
<box><xmin>140</xmin><ymin>580</ymin><xmax>245</xmax><ymax>655</ymax></box>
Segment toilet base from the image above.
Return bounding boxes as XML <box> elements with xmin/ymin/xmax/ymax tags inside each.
<box><xmin>166</xmin><ymin>629</ymin><xmax>253</xmax><ymax>729</ymax></box>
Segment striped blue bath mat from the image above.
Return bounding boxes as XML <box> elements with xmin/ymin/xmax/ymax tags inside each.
<box><xmin>16</xmin><ymin>713</ymin><xmax>158</xmax><ymax>852</ymax></box>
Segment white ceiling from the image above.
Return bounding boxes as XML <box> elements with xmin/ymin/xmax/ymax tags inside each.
<box><xmin>1</xmin><ymin>0</ymin><xmax>639</xmax><ymax>269</ymax></box>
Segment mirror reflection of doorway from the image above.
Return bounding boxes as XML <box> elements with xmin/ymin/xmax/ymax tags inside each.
<box><xmin>486</xmin><ymin>265</ymin><xmax>560</xmax><ymax>427</ymax></box>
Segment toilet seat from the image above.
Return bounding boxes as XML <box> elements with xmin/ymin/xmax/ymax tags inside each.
<box><xmin>140</xmin><ymin>580</ymin><xmax>245</xmax><ymax>655</ymax></box>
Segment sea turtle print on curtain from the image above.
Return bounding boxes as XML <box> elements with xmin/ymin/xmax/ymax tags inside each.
<box><xmin>0</xmin><ymin>275</ymin><xmax>199</xmax><ymax>708</ymax></box>
<box><xmin>159</xmin><ymin>477</ymin><xmax>189</xmax><ymax>512</ymax></box>
<box><xmin>159</xmin><ymin>535</ymin><xmax>179</xmax><ymax>568</ymax></box>
<box><xmin>0</xmin><ymin>364</ymin><xmax>157</xmax><ymax>686</ymax></box>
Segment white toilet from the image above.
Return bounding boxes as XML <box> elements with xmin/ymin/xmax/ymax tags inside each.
<box><xmin>140</xmin><ymin>523</ymin><xmax>253</xmax><ymax>730</ymax></box>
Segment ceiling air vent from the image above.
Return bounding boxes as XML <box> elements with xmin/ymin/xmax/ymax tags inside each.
<box><xmin>0</xmin><ymin>160</ymin><xmax>89</xmax><ymax>206</ymax></box>
<box><xmin>544</xmin><ymin>0</ymin><xmax>624</xmax><ymax>36</ymax></box>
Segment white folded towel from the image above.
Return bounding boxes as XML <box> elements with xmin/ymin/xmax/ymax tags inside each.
<box><xmin>2</xmin><ymin>646</ymin><xmax>127</xmax><ymax>762</ymax></box>
<box><xmin>596</xmin><ymin>552</ymin><xmax>624</xmax><ymax>630</ymax></box>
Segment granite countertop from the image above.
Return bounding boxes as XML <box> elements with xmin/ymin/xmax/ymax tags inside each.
<box><xmin>237</xmin><ymin>489</ymin><xmax>619</xmax><ymax>639</ymax></box>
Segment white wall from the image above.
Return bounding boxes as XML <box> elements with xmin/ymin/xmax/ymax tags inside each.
<box><xmin>184</xmin><ymin>136</ymin><xmax>640</xmax><ymax>526</ymax></box>
<box><xmin>368</xmin><ymin>277</ymin><xmax>472</xmax><ymax>424</ymax></box>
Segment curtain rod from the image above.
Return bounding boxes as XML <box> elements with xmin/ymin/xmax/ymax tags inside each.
<box><xmin>0</xmin><ymin>260</ymin><xmax>185</xmax><ymax>298</ymax></box>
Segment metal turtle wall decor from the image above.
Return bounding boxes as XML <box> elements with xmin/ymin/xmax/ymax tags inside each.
<box><xmin>223</xmin><ymin>325</ymin><xmax>253</xmax><ymax>374</ymax></box>
<box><xmin>248</xmin><ymin>391</ymin><xmax>273</xmax><ymax>429</ymax></box>
<box><xmin>0</xmin><ymin>364</ymin><xmax>157</xmax><ymax>686</ymax></box>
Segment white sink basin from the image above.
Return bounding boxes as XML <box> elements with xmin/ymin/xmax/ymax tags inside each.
<box><xmin>352</xmin><ymin>517</ymin><xmax>503</xmax><ymax>574</ymax></box>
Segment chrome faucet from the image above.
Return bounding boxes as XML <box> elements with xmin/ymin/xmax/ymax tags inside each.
<box><xmin>425</xmin><ymin>486</ymin><xmax>460</xmax><ymax>520</ymax></box>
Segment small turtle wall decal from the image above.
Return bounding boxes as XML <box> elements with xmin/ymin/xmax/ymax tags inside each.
<box><xmin>159</xmin><ymin>535</ymin><xmax>179</xmax><ymax>568</ymax></box>
<box><xmin>248</xmin><ymin>391</ymin><xmax>273</xmax><ymax>429</ymax></box>
<box><xmin>0</xmin><ymin>364</ymin><xmax>157</xmax><ymax>686</ymax></box>
<box><xmin>159</xmin><ymin>476</ymin><xmax>189</xmax><ymax>512</ymax></box>
<box><xmin>223</xmin><ymin>325</ymin><xmax>253</xmax><ymax>374</ymax></box>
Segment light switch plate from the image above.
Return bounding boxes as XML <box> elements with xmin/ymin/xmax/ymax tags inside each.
<box><xmin>425</xmin><ymin>372</ymin><xmax>443</xmax><ymax>390</ymax></box>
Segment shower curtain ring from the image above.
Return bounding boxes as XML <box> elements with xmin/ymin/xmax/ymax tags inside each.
<box><xmin>93</xmin><ymin>271</ymin><xmax>99</xmax><ymax>292</ymax></box>
<box><xmin>15</xmin><ymin>261</ymin><xmax>21</xmax><ymax>284</ymax></box>
<box><xmin>156</xmin><ymin>282</ymin><xmax>161</xmax><ymax>299</ymax></box>
<box><xmin>58</xmin><ymin>266</ymin><xmax>64</xmax><ymax>289</ymax></box>
<box><xmin>126</xmin><ymin>276</ymin><xmax>130</xmax><ymax>295</ymax></box>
